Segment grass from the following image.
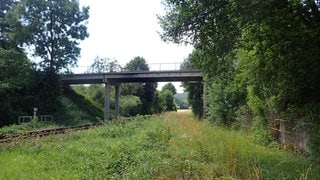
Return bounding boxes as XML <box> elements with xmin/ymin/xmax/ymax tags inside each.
<box><xmin>0</xmin><ymin>120</ymin><xmax>58</xmax><ymax>136</ymax></box>
<box><xmin>0</xmin><ymin>111</ymin><xmax>319</xmax><ymax>179</ymax></box>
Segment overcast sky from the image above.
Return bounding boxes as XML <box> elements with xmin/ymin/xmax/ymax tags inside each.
<box><xmin>77</xmin><ymin>0</ymin><xmax>193</xmax><ymax>92</ymax></box>
<box><xmin>78</xmin><ymin>0</ymin><xmax>193</xmax><ymax>68</ymax></box>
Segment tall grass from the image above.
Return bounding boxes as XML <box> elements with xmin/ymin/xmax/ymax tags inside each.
<box><xmin>161</xmin><ymin>111</ymin><xmax>320</xmax><ymax>179</ymax></box>
<box><xmin>0</xmin><ymin>116</ymin><xmax>171</xmax><ymax>179</ymax></box>
<box><xmin>0</xmin><ymin>111</ymin><xmax>318</xmax><ymax>179</ymax></box>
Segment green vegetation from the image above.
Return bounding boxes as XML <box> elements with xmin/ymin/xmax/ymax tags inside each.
<box><xmin>160</xmin><ymin>0</ymin><xmax>320</xmax><ymax>159</ymax></box>
<box><xmin>0</xmin><ymin>0</ymin><xmax>89</xmax><ymax>126</ymax></box>
<box><xmin>123</xmin><ymin>56</ymin><xmax>158</xmax><ymax>115</ymax></box>
<box><xmin>0</xmin><ymin>86</ymin><xmax>102</xmax><ymax>136</ymax></box>
<box><xmin>180</xmin><ymin>59</ymin><xmax>203</xmax><ymax>118</ymax></box>
<box><xmin>0</xmin><ymin>112</ymin><xmax>319</xmax><ymax>179</ymax></box>
<box><xmin>174</xmin><ymin>92</ymin><xmax>189</xmax><ymax>109</ymax></box>
<box><xmin>54</xmin><ymin>86</ymin><xmax>103</xmax><ymax>125</ymax></box>
<box><xmin>1</xmin><ymin>0</ymin><xmax>320</xmax><ymax>174</ymax></box>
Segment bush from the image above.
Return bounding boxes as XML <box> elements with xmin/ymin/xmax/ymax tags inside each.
<box><xmin>120</xmin><ymin>95</ymin><xmax>142</xmax><ymax>117</ymax></box>
<box><xmin>251</xmin><ymin>116</ymin><xmax>272</xmax><ymax>146</ymax></box>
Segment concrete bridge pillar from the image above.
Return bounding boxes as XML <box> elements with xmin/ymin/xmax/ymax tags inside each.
<box><xmin>104</xmin><ymin>82</ymin><xmax>110</xmax><ymax>121</ymax></box>
<box><xmin>104</xmin><ymin>80</ymin><xmax>121</xmax><ymax>121</ymax></box>
<box><xmin>114</xmin><ymin>83</ymin><xmax>120</xmax><ymax>120</ymax></box>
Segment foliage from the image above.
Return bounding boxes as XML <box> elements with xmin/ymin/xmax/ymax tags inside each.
<box><xmin>32</xmin><ymin>70</ymin><xmax>63</xmax><ymax>114</ymax></box>
<box><xmin>160</xmin><ymin>83</ymin><xmax>178</xmax><ymax>111</ymax></box>
<box><xmin>0</xmin><ymin>112</ymin><xmax>319</xmax><ymax>179</ymax></box>
<box><xmin>186</xmin><ymin>81</ymin><xmax>203</xmax><ymax>119</ymax></box>
<box><xmin>5</xmin><ymin>0</ymin><xmax>89</xmax><ymax>73</ymax></box>
<box><xmin>159</xmin><ymin>89</ymin><xmax>177</xmax><ymax>112</ymax></box>
<box><xmin>122</xmin><ymin>56</ymin><xmax>157</xmax><ymax>115</ymax></box>
<box><xmin>0</xmin><ymin>0</ymin><xmax>95</xmax><ymax>127</ymax></box>
<box><xmin>153</xmin><ymin>91</ymin><xmax>164</xmax><ymax>113</ymax></box>
<box><xmin>87</xmin><ymin>56</ymin><xmax>122</xmax><ymax>73</ymax></box>
<box><xmin>161</xmin><ymin>82</ymin><xmax>177</xmax><ymax>95</ymax></box>
<box><xmin>71</xmin><ymin>84</ymin><xmax>104</xmax><ymax>109</ymax></box>
<box><xmin>124</xmin><ymin>56</ymin><xmax>149</xmax><ymax>72</ymax></box>
<box><xmin>159</xmin><ymin>0</ymin><xmax>320</xmax><ymax>158</ymax></box>
<box><xmin>120</xmin><ymin>95</ymin><xmax>142</xmax><ymax>117</ymax></box>
<box><xmin>55</xmin><ymin>86</ymin><xmax>103</xmax><ymax>125</ymax></box>
<box><xmin>180</xmin><ymin>58</ymin><xmax>203</xmax><ymax>118</ymax></box>
<box><xmin>0</xmin><ymin>48</ymin><xmax>34</xmax><ymax>126</ymax></box>
<box><xmin>174</xmin><ymin>92</ymin><xmax>189</xmax><ymax>109</ymax></box>
<box><xmin>0</xmin><ymin>0</ymin><xmax>17</xmax><ymax>48</ymax></box>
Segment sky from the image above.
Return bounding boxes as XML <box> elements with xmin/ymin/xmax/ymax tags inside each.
<box><xmin>77</xmin><ymin>0</ymin><xmax>193</xmax><ymax>93</ymax></box>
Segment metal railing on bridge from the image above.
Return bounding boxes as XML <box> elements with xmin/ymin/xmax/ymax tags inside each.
<box><xmin>70</xmin><ymin>62</ymin><xmax>187</xmax><ymax>74</ymax></box>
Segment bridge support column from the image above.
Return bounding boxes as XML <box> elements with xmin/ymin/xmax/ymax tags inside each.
<box><xmin>104</xmin><ymin>82</ymin><xmax>110</xmax><ymax>121</ymax></box>
<box><xmin>203</xmin><ymin>81</ymin><xmax>207</xmax><ymax>118</ymax></box>
<box><xmin>114</xmin><ymin>83</ymin><xmax>120</xmax><ymax>120</ymax></box>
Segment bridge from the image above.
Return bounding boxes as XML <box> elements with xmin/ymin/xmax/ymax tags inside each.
<box><xmin>62</xmin><ymin>64</ymin><xmax>204</xmax><ymax>121</ymax></box>
<box><xmin>63</xmin><ymin>70</ymin><xmax>202</xmax><ymax>84</ymax></box>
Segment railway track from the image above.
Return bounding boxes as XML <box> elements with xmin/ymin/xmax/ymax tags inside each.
<box><xmin>0</xmin><ymin>115</ymin><xmax>151</xmax><ymax>144</ymax></box>
<box><xmin>0</xmin><ymin>123</ymin><xmax>101</xmax><ymax>144</ymax></box>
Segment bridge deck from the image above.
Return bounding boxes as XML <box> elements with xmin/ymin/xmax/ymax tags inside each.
<box><xmin>62</xmin><ymin>70</ymin><xmax>203</xmax><ymax>84</ymax></box>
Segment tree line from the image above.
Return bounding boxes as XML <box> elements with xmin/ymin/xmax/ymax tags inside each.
<box><xmin>159</xmin><ymin>0</ymin><xmax>320</xmax><ymax>160</ymax></box>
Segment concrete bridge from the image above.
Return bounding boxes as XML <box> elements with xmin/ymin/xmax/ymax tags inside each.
<box><xmin>62</xmin><ymin>70</ymin><xmax>203</xmax><ymax>121</ymax></box>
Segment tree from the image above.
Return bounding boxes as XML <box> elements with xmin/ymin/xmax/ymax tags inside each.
<box><xmin>180</xmin><ymin>58</ymin><xmax>204</xmax><ymax>118</ymax></box>
<box><xmin>159</xmin><ymin>89</ymin><xmax>177</xmax><ymax>112</ymax></box>
<box><xmin>160</xmin><ymin>83</ymin><xmax>177</xmax><ymax>111</ymax></box>
<box><xmin>0</xmin><ymin>0</ymin><xmax>16</xmax><ymax>48</ymax></box>
<box><xmin>122</xmin><ymin>56</ymin><xmax>157</xmax><ymax>115</ymax></box>
<box><xmin>87</xmin><ymin>56</ymin><xmax>122</xmax><ymax>73</ymax></box>
<box><xmin>161</xmin><ymin>83</ymin><xmax>177</xmax><ymax>95</ymax></box>
<box><xmin>5</xmin><ymin>0</ymin><xmax>89</xmax><ymax>73</ymax></box>
<box><xmin>124</xmin><ymin>56</ymin><xmax>149</xmax><ymax>72</ymax></box>
<box><xmin>174</xmin><ymin>92</ymin><xmax>189</xmax><ymax>109</ymax></box>
<box><xmin>160</xmin><ymin>0</ymin><xmax>320</xmax><ymax>157</ymax></box>
<box><xmin>1</xmin><ymin>0</ymin><xmax>90</xmax><ymax>115</ymax></box>
<box><xmin>0</xmin><ymin>47</ymin><xmax>33</xmax><ymax>126</ymax></box>
<box><xmin>120</xmin><ymin>95</ymin><xmax>142</xmax><ymax>117</ymax></box>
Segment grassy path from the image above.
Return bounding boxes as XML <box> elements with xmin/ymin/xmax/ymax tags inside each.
<box><xmin>0</xmin><ymin>111</ymin><xmax>319</xmax><ymax>179</ymax></box>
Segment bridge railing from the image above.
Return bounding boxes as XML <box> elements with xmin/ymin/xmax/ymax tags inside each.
<box><xmin>149</xmin><ymin>62</ymin><xmax>182</xmax><ymax>71</ymax></box>
<box><xmin>69</xmin><ymin>62</ymin><xmax>188</xmax><ymax>74</ymax></box>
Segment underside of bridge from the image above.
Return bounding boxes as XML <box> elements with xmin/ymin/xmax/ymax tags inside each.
<box><xmin>63</xmin><ymin>70</ymin><xmax>204</xmax><ymax>121</ymax></box>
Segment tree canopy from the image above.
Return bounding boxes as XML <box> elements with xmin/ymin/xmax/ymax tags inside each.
<box><xmin>0</xmin><ymin>0</ymin><xmax>90</xmax><ymax>126</ymax></box>
<box><xmin>124</xmin><ymin>56</ymin><xmax>149</xmax><ymax>72</ymax></box>
<box><xmin>88</xmin><ymin>56</ymin><xmax>122</xmax><ymax>73</ymax></box>
<box><xmin>122</xmin><ymin>57</ymin><xmax>157</xmax><ymax>115</ymax></box>
<box><xmin>161</xmin><ymin>82</ymin><xmax>177</xmax><ymax>95</ymax></box>
<box><xmin>4</xmin><ymin>0</ymin><xmax>89</xmax><ymax>73</ymax></box>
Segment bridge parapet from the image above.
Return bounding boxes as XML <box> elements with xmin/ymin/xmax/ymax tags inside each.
<box><xmin>70</xmin><ymin>62</ymin><xmax>194</xmax><ymax>74</ymax></box>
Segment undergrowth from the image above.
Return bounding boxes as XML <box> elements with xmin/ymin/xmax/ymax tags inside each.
<box><xmin>0</xmin><ymin>120</ymin><xmax>57</xmax><ymax>136</ymax></box>
<box><xmin>0</xmin><ymin>111</ymin><xmax>318</xmax><ymax>179</ymax></box>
